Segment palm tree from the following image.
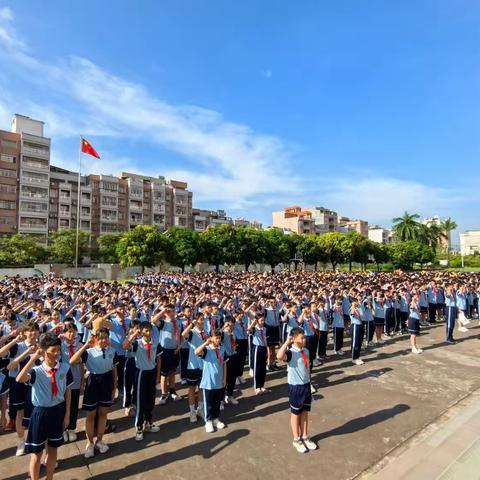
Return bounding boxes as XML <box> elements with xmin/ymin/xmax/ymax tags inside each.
<box><xmin>418</xmin><ymin>222</ymin><xmax>441</xmax><ymax>253</ymax></box>
<box><xmin>392</xmin><ymin>211</ymin><xmax>421</xmax><ymax>241</ymax></box>
<box><xmin>440</xmin><ymin>217</ymin><xmax>457</xmax><ymax>266</ymax></box>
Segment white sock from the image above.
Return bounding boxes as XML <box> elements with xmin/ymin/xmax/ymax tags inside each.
<box><xmin>197</xmin><ymin>401</ymin><xmax>204</xmax><ymax>410</ymax></box>
<box><xmin>189</xmin><ymin>405</ymin><xmax>195</xmax><ymax>413</ymax></box>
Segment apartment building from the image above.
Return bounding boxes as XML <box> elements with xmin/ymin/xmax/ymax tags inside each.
<box><xmin>460</xmin><ymin>231</ymin><xmax>480</xmax><ymax>256</ymax></box>
<box><xmin>338</xmin><ymin>216</ymin><xmax>369</xmax><ymax>237</ymax></box>
<box><xmin>368</xmin><ymin>226</ymin><xmax>393</xmax><ymax>244</ymax></box>
<box><xmin>306</xmin><ymin>206</ymin><xmax>338</xmax><ymax>233</ymax></box>
<box><xmin>0</xmin><ymin>129</ymin><xmax>20</xmax><ymax>234</ymax></box>
<box><xmin>272</xmin><ymin>206</ymin><xmax>315</xmax><ymax>234</ymax></box>
<box><xmin>192</xmin><ymin>208</ymin><xmax>232</xmax><ymax>231</ymax></box>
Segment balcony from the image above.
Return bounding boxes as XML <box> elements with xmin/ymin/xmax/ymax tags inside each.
<box><xmin>129</xmin><ymin>202</ymin><xmax>143</xmax><ymax>212</ymax></box>
<box><xmin>59</xmin><ymin>209</ymin><xmax>71</xmax><ymax>218</ymax></box>
<box><xmin>22</xmin><ymin>146</ymin><xmax>49</xmax><ymax>160</ymax></box>
<box><xmin>19</xmin><ymin>222</ymin><xmax>48</xmax><ymax>233</ymax></box>
<box><xmin>153</xmin><ymin>203</ymin><xmax>165</xmax><ymax>213</ymax></box>
<box><xmin>21</xmin><ymin>175</ymin><xmax>49</xmax><ymax>187</ymax></box>
<box><xmin>22</xmin><ymin>159</ymin><xmax>49</xmax><ymax>172</ymax></box>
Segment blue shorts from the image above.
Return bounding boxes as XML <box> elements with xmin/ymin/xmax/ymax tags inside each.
<box><xmin>186</xmin><ymin>368</ymin><xmax>202</xmax><ymax>386</ymax></box>
<box><xmin>161</xmin><ymin>348</ymin><xmax>180</xmax><ymax>376</ymax></box>
<box><xmin>288</xmin><ymin>383</ymin><xmax>312</xmax><ymax>415</ymax></box>
<box><xmin>8</xmin><ymin>377</ymin><xmax>28</xmax><ymax>411</ymax></box>
<box><xmin>82</xmin><ymin>372</ymin><xmax>113</xmax><ymax>411</ymax></box>
<box><xmin>408</xmin><ymin>318</ymin><xmax>420</xmax><ymax>336</ymax></box>
<box><xmin>265</xmin><ymin>325</ymin><xmax>280</xmax><ymax>345</ymax></box>
<box><xmin>25</xmin><ymin>402</ymin><xmax>65</xmax><ymax>453</ymax></box>
<box><xmin>374</xmin><ymin>317</ymin><xmax>385</xmax><ymax>327</ymax></box>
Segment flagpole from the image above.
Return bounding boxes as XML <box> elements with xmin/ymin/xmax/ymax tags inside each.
<box><xmin>75</xmin><ymin>136</ymin><xmax>82</xmax><ymax>269</ymax></box>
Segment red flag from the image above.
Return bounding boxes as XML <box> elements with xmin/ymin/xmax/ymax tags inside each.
<box><xmin>81</xmin><ymin>137</ymin><xmax>100</xmax><ymax>159</ymax></box>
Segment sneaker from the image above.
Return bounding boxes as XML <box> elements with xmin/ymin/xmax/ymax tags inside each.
<box><xmin>190</xmin><ymin>411</ymin><xmax>198</xmax><ymax>423</ymax></box>
<box><xmin>213</xmin><ymin>419</ymin><xmax>225</xmax><ymax>430</ymax></box>
<box><xmin>312</xmin><ymin>359</ymin><xmax>320</xmax><ymax>367</ymax></box>
<box><xmin>266</xmin><ymin>364</ymin><xmax>272</xmax><ymax>372</ymax></box>
<box><xmin>159</xmin><ymin>395</ymin><xmax>168</xmax><ymax>405</ymax></box>
<box><xmin>411</xmin><ymin>347</ymin><xmax>422</xmax><ymax>354</ymax></box>
<box><xmin>84</xmin><ymin>443</ymin><xmax>95</xmax><ymax>458</ymax></box>
<box><xmin>170</xmin><ymin>391</ymin><xmax>183</xmax><ymax>401</ymax></box>
<box><xmin>63</xmin><ymin>430</ymin><xmax>69</xmax><ymax>442</ymax></box>
<box><xmin>67</xmin><ymin>430</ymin><xmax>77</xmax><ymax>442</ymax></box>
<box><xmin>205</xmin><ymin>420</ymin><xmax>214</xmax><ymax>433</ymax></box>
<box><xmin>310</xmin><ymin>384</ymin><xmax>317</xmax><ymax>394</ymax></box>
<box><xmin>336</xmin><ymin>350</ymin><xmax>345</xmax><ymax>356</ymax></box>
<box><xmin>15</xmin><ymin>440</ymin><xmax>25</xmax><ymax>456</ymax></box>
<box><xmin>260</xmin><ymin>387</ymin><xmax>271</xmax><ymax>393</ymax></box>
<box><xmin>135</xmin><ymin>429</ymin><xmax>144</xmax><ymax>441</ymax></box>
<box><xmin>235</xmin><ymin>378</ymin><xmax>241</xmax><ymax>386</ymax></box>
<box><xmin>125</xmin><ymin>406</ymin><xmax>135</xmax><ymax>417</ymax></box>
<box><xmin>254</xmin><ymin>388</ymin><xmax>263</xmax><ymax>395</ymax></box>
<box><xmin>238</xmin><ymin>377</ymin><xmax>246</xmax><ymax>384</ymax></box>
<box><xmin>144</xmin><ymin>423</ymin><xmax>160</xmax><ymax>433</ymax></box>
<box><xmin>271</xmin><ymin>363</ymin><xmax>281</xmax><ymax>371</ymax></box>
<box><xmin>302</xmin><ymin>437</ymin><xmax>318</xmax><ymax>450</ymax></box>
<box><xmin>446</xmin><ymin>338</ymin><xmax>455</xmax><ymax>345</ymax></box>
<box><xmin>458</xmin><ymin>326</ymin><xmax>468</xmax><ymax>332</ymax></box>
<box><xmin>292</xmin><ymin>439</ymin><xmax>308</xmax><ymax>453</ymax></box>
<box><xmin>249</xmin><ymin>369</ymin><xmax>254</xmax><ymax>378</ymax></box>
<box><xmin>225</xmin><ymin>396</ymin><xmax>239</xmax><ymax>405</ymax></box>
<box><xmin>353</xmin><ymin>359</ymin><xmax>365</xmax><ymax>365</ymax></box>
<box><xmin>220</xmin><ymin>401</ymin><xmax>225</xmax><ymax>411</ymax></box>
<box><xmin>180</xmin><ymin>379</ymin><xmax>187</xmax><ymax>385</ymax></box>
<box><xmin>95</xmin><ymin>441</ymin><xmax>109</xmax><ymax>454</ymax></box>
<box><xmin>367</xmin><ymin>341</ymin><xmax>374</xmax><ymax>347</ymax></box>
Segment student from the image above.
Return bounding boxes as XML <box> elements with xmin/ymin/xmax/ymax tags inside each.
<box><xmin>179</xmin><ymin>305</ymin><xmax>193</xmax><ymax>384</ymax></box>
<box><xmin>444</xmin><ymin>286</ymin><xmax>457</xmax><ymax>344</ymax></box>
<box><xmin>264</xmin><ymin>298</ymin><xmax>280</xmax><ymax>371</ymax></box>
<box><xmin>349</xmin><ymin>301</ymin><xmax>364</xmax><ymax>365</ymax></box>
<box><xmin>123</xmin><ymin>321</ymin><xmax>161</xmax><ymax>441</ymax></box>
<box><xmin>0</xmin><ymin>361</ymin><xmax>9</xmax><ymax>431</ymax></box>
<box><xmin>399</xmin><ymin>288</ymin><xmax>410</xmax><ymax>334</ymax></box>
<box><xmin>0</xmin><ymin>320</ymin><xmax>40</xmax><ymax>456</ymax></box>
<box><xmin>109</xmin><ymin>306</ymin><xmax>130</xmax><ymax>400</ymax></box>
<box><xmin>60</xmin><ymin>323</ymin><xmax>82</xmax><ymax>442</ymax></box>
<box><xmin>298</xmin><ymin>304</ymin><xmax>319</xmax><ymax>372</ymax></box>
<box><xmin>232</xmin><ymin>308</ymin><xmax>248</xmax><ymax>385</ymax></box>
<box><xmin>222</xmin><ymin>317</ymin><xmax>239</xmax><ymax>405</ymax></box>
<box><xmin>17</xmin><ymin>333</ymin><xmax>73</xmax><ymax>480</ymax></box>
<box><xmin>316</xmin><ymin>300</ymin><xmax>329</xmax><ymax>361</ymax></box>
<box><xmin>361</xmin><ymin>297</ymin><xmax>375</xmax><ymax>346</ymax></box>
<box><xmin>249</xmin><ymin>313</ymin><xmax>270</xmax><ymax>394</ymax></box>
<box><xmin>332</xmin><ymin>300</ymin><xmax>345</xmax><ymax>355</ymax></box>
<box><xmin>408</xmin><ymin>294</ymin><xmax>423</xmax><ymax>354</ymax></box>
<box><xmin>123</xmin><ymin>320</ymin><xmax>140</xmax><ymax>417</ymax></box>
<box><xmin>372</xmin><ymin>293</ymin><xmax>386</xmax><ymax>343</ymax></box>
<box><xmin>195</xmin><ymin>328</ymin><xmax>227</xmax><ymax>433</ymax></box>
<box><xmin>182</xmin><ymin>313</ymin><xmax>206</xmax><ymax>423</ymax></box>
<box><xmin>155</xmin><ymin>306</ymin><xmax>183</xmax><ymax>404</ymax></box>
<box><xmin>70</xmin><ymin>328</ymin><xmax>118</xmax><ymax>458</ymax></box>
<box><xmin>418</xmin><ymin>287</ymin><xmax>429</xmax><ymax>327</ymax></box>
<box><xmin>276</xmin><ymin>327</ymin><xmax>317</xmax><ymax>454</ymax></box>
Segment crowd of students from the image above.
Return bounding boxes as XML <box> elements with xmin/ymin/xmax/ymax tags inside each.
<box><xmin>0</xmin><ymin>270</ymin><xmax>478</xmax><ymax>479</ymax></box>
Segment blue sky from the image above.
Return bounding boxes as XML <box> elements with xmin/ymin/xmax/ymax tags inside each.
<box><xmin>0</xmin><ymin>1</ymin><xmax>479</xmax><ymax>241</ymax></box>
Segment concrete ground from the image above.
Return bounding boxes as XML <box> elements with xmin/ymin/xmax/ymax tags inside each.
<box><xmin>1</xmin><ymin>321</ymin><xmax>479</xmax><ymax>480</ymax></box>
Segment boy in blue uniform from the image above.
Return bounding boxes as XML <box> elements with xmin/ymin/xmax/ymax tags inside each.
<box><xmin>123</xmin><ymin>321</ymin><xmax>161</xmax><ymax>440</ymax></box>
<box><xmin>17</xmin><ymin>333</ymin><xmax>73</xmax><ymax>480</ymax></box>
<box><xmin>249</xmin><ymin>313</ymin><xmax>270</xmax><ymax>394</ymax></box>
<box><xmin>277</xmin><ymin>327</ymin><xmax>317</xmax><ymax>454</ymax></box>
<box><xmin>332</xmin><ymin>300</ymin><xmax>345</xmax><ymax>355</ymax></box>
<box><xmin>195</xmin><ymin>328</ymin><xmax>227</xmax><ymax>433</ymax></box>
<box><xmin>264</xmin><ymin>298</ymin><xmax>281</xmax><ymax>371</ymax></box>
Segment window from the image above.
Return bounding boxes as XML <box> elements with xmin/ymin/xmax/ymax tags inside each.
<box><xmin>101</xmin><ymin>182</ymin><xmax>118</xmax><ymax>192</ymax></box>
<box><xmin>81</xmin><ymin>220</ymin><xmax>90</xmax><ymax>229</ymax></box>
<box><xmin>0</xmin><ymin>200</ymin><xmax>16</xmax><ymax>209</ymax></box>
<box><xmin>23</xmin><ymin>141</ymin><xmax>49</xmax><ymax>155</ymax></box>
<box><xmin>1</xmin><ymin>139</ymin><xmax>18</xmax><ymax>149</ymax></box>
<box><xmin>0</xmin><ymin>217</ymin><xmax>14</xmax><ymax>225</ymax></box>
<box><xmin>20</xmin><ymin>201</ymin><xmax>48</xmax><ymax>213</ymax></box>
<box><xmin>59</xmin><ymin>219</ymin><xmax>70</xmax><ymax>228</ymax></box>
<box><xmin>101</xmin><ymin>196</ymin><xmax>117</xmax><ymax>206</ymax></box>
<box><xmin>0</xmin><ymin>184</ymin><xmax>16</xmax><ymax>194</ymax></box>
<box><xmin>1</xmin><ymin>154</ymin><xmax>16</xmax><ymax>163</ymax></box>
<box><xmin>0</xmin><ymin>168</ymin><xmax>17</xmax><ymax>178</ymax></box>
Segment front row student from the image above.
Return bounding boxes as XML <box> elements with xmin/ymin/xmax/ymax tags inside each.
<box><xmin>16</xmin><ymin>333</ymin><xmax>73</xmax><ymax>480</ymax></box>
<box><xmin>195</xmin><ymin>328</ymin><xmax>227</xmax><ymax>433</ymax></box>
<box><xmin>70</xmin><ymin>328</ymin><xmax>118</xmax><ymax>458</ymax></box>
<box><xmin>277</xmin><ymin>327</ymin><xmax>318</xmax><ymax>454</ymax></box>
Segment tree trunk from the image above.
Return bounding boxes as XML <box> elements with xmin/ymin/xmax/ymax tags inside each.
<box><xmin>349</xmin><ymin>261</ymin><xmax>352</xmax><ymax>272</ymax></box>
<box><xmin>181</xmin><ymin>265</ymin><xmax>185</xmax><ymax>273</ymax></box>
<box><xmin>245</xmin><ymin>263</ymin><xmax>249</xmax><ymax>272</ymax></box>
<box><xmin>271</xmin><ymin>264</ymin><xmax>275</xmax><ymax>273</ymax></box>
<box><xmin>215</xmin><ymin>264</ymin><xmax>220</xmax><ymax>273</ymax></box>
<box><xmin>314</xmin><ymin>261</ymin><xmax>318</xmax><ymax>271</ymax></box>
<box><xmin>447</xmin><ymin>235</ymin><xmax>451</xmax><ymax>267</ymax></box>
<box><xmin>331</xmin><ymin>261</ymin><xmax>337</xmax><ymax>271</ymax></box>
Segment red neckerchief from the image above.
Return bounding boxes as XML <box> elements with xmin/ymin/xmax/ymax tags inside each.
<box><xmin>120</xmin><ymin>316</ymin><xmax>127</xmax><ymax>335</ymax></box>
<box><xmin>49</xmin><ymin>367</ymin><xmax>58</xmax><ymax>398</ymax></box>
<box><xmin>230</xmin><ymin>334</ymin><xmax>236</xmax><ymax>351</ymax></box>
<box><xmin>300</xmin><ymin>349</ymin><xmax>309</xmax><ymax>368</ymax></box>
<box><xmin>184</xmin><ymin>317</ymin><xmax>190</xmax><ymax>328</ymax></box>
<box><xmin>260</xmin><ymin>328</ymin><xmax>266</xmax><ymax>345</ymax></box>
<box><xmin>200</xmin><ymin>331</ymin><xmax>207</xmax><ymax>341</ymax></box>
<box><xmin>145</xmin><ymin>341</ymin><xmax>152</xmax><ymax>360</ymax></box>
<box><xmin>173</xmin><ymin>320</ymin><xmax>179</xmax><ymax>342</ymax></box>
<box><xmin>214</xmin><ymin>348</ymin><xmax>222</xmax><ymax>365</ymax></box>
<box><xmin>69</xmin><ymin>343</ymin><xmax>75</xmax><ymax>358</ymax></box>
<box><xmin>307</xmin><ymin>316</ymin><xmax>319</xmax><ymax>336</ymax></box>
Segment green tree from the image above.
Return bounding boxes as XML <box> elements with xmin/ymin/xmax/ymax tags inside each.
<box><xmin>262</xmin><ymin>229</ymin><xmax>290</xmax><ymax>272</ymax></box>
<box><xmin>297</xmin><ymin>234</ymin><xmax>326</xmax><ymax>270</ymax></box>
<box><xmin>440</xmin><ymin>217</ymin><xmax>457</xmax><ymax>266</ymax></box>
<box><xmin>392</xmin><ymin>211</ymin><xmax>420</xmax><ymax>241</ymax></box>
<box><xmin>371</xmin><ymin>242</ymin><xmax>391</xmax><ymax>270</ymax></box>
<box><xmin>116</xmin><ymin>225</ymin><xmax>171</xmax><ymax>272</ymax></box>
<box><xmin>418</xmin><ymin>222</ymin><xmax>442</xmax><ymax>253</ymax></box>
<box><xmin>200</xmin><ymin>224</ymin><xmax>237</xmax><ymax>272</ymax></box>
<box><xmin>165</xmin><ymin>227</ymin><xmax>201</xmax><ymax>272</ymax></box>
<box><xmin>0</xmin><ymin>234</ymin><xmax>47</xmax><ymax>266</ymax></box>
<box><xmin>388</xmin><ymin>240</ymin><xmax>434</xmax><ymax>270</ymax></box>
<box><xmin>317</xmin><ymin>232</ymin><xmax>347</xmax><ymax>270</ymax></box>
<box><xmin>233</xmin><ymin>226</ymin><xmax>267</xmax><ymax>271</ymax></box>
<box><xmin>97</xmin><ymin>233</ymin><xmax>123</xmax><ymax>263</ymax></box>
<box><xmin>50</xmin><ymin>229</ymin><xmax>89</xmax><ymax>265</ymax></box>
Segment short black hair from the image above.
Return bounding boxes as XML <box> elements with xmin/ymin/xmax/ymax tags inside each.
<box><xmin>39</xmin><ymin>332</ymin><xmax>61</xmax><ymax>350</ymax></box>
<box><xmin>290</xmin><ymin>327</ymin><xmax>305</xmax><ymax>338</ymax></box>
<box><xmin>139</xmin><ymin>321</ymin><xmax>153</xmax><ymax>331</ymax></box>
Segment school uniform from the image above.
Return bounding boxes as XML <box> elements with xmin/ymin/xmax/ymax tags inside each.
<box><xmin>303</xmin><ymin>314</ymin><xmax>319</xmax><ymax>370</ymax></box>
<box><xmin>179</xmin><ymin>316</ymin><xmax>192</xmax><ymax>381</ymax></box>
<box><xmin>233</xmin><ymin>318</ymin><xmax>248</xmax><ymax>379</ymax></box>
<box><xmin>131</xmin><ymin>338</ymin><xmax>161</xmax><ymax>428</ymax></box>
<box><xmin>24</xmin><ymin>362</ymin><xmax>73</xmax><ymax>453</ymax></box>
<box><xmin>123</xmin><ymin>347</ymin><xmax>137</xmax><ymax>409</ymax></box>
<box><xmin>350</xmin><ymin>310</ymin><xmax>364</xmax><ymax>360</ymax></box>
<box><xmin>199</xmin><ymin>346</ymin><xmax>227</xmax><ymax>421</ymax></box>
<box><xmin>316</xmin><ymin>309</ymin><xmax>329</xmax><ymax>358</ymax></box>
<box><xmin>384</xmin><ymin>299</ymin><xmax>394</xmax><ymax>334</ymax></box>
<box><xmin>158</xmin><ymin>319</ymin><xmax>182</xmax><ymax>376</ymax></box>
<box><xmin>264</xmin><ymin>306</ymin><xmax>280</xmax><ymax>346</ymax></box>
<box><xmin>445</xmin><ymin>293</ymin><xmax>457</xmax><ymax>342</ymax></box>
<box><xmin>436</xmin><ymin>288</ymin><xmax>446</xmax><ymax>318</ymax></box>
<box><xmin>408</xmin><ymin>305</ymin><xmax>421</xmax><ymax>336</ymax></box>
<box><xmin>109</xmin><ymin>315</ymin><xmax>130</xmax><ymax>392</ymax></box>
<box><xmin>186</xmin><ymin>329</ymin><xmax>207</xmax><ymax>386</ymax></box>
<box><xmin>203</xmin><ymin>314</ymin><xmax>219</xmax><ymax>337</ymax></box>
<box><xmin>427</xmin><ymin>288</ymin><xmax>438</xmax><ymax>323</ymax></box>
<box><xmin>393</xmin><ymin>298</ymin><xmax>401</xmax><ymax>332</ymax></box>
<box><xmin>222</xmin><ymin>331</ymin><xmax>237</xmax><ymax>398</ymax></box>
<box><xmin>399</xmin><ymin>294</ymin><xmax>410</xmax><ymax>332</ymax></box>
<box><xmin>372</xmin><ymin>300</ymin><xmax>386</xmax><ymax>327</ymax></box>
<box><xmin>285</xmin><ymin>346</ymin><xmax>311</xmax><ymax>415</ymax></box>
<box><xmin>81</xmin><ymin>346</ymin><xmax>118</xmax><ymax>411</ymax></box>
<box><xmin>7</xmin><ymin>341</ymin><xmax>34</xmax><ymax>419</ymax></box>
<box><xmin>60</xmin><ymin>338</ymin><xmax>82</xmax><ymax>430</ymax></box>
<box><xmin>250</xmin><ymin>326</ymin><xmax>268</xmax><ymax>389</ymax></box>
<box><xmin>418</xmin><ymin>291</ymin><xmax>428</xmax><ymax>314</ymax></box>
<box><xmin>456</xmin><ymin>291</ymin><xmax>467</xmax><ymax>316</ymax></box>
<box><xmin>332</xmin><ymin>307</ymin><xmax>345</xmax><ymax>352</ymax></box>
<box><xmin>360</xmin><ymin>302</ymin><xmax>375</xmax><ymax>343</ymax></box>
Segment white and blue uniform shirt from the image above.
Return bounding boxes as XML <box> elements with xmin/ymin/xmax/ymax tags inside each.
<box><xmin>265</xmin><ymin>306</ymin><xmax>279</xmax><ymax>327</ymax></box>
<box><xmin>80</xmin><ymin>346</ymin><xmax>117</xmax><ymax>374</ymax></box>
<box><xmin>131</xmin><ymin>338</ymin><xmax>160</xmax><ymax>371</ymax></box>
<box><xmin>233</xmin><ymin>318</ymin><xmax>248</xmax><ymax>340</ymax></box>
<box><xmin>159</xmin><ymin>319</ymin><xmax>182</xmax><ymax>349</ymax></box>
<box><xmin>60</xmin><ymin>339</ymin><xmax>82</xmax><ymax>390</ymax></box>
<box><xmin>349</xmin><ymin>309</ymin><xmax>362</xmax><ymax>326</ymax></box>
<box><xmin>251</xmin><ymin>326</ymin><xmax>268</xmax><ymax>347</ymax></box>
<box><xmin>372</xmin><ymin>300</ymin><xmax>386</xmax><ymax>319</ymax></box>
<box><xmin>199</xmin><ymin>346</ymin><xmax>227</xmax><ymax>390</ymax></box>
<box><xmin>28</xmin><ymin>362</ymin><xmax>73</xmax><ymax>408</ymax></box>
<box><xmin>187</xmin><ymin>329</ymin><xmax>207</xmax><ymax>369</ymax></box>
<box><xmin>317</xmin><ymin>309</ymin><xmax>329</xmax><ymax>331</ymax></box>
<box><xmin>109</xmin><ymin>315</ymin><xmax>130</xmax><ymax>357</ymax></box>
<box><xmin>303</xmin><ymin>314</ymin><xmax>319</xmax><ymax>336</ymax></box>
<box><xmin>332</xmin><ymin>307</ymin><xmax>344</xmax><ymax>328</ymax></box>
<box><xmin>285</xmin><ymin>347</ymin><xmax>310</xmax><ymax>385</ymax></box>
<box><xmin>360</xmin><ymin>303</ymin><xmax>374</xmax><ymax>322</ymax></box>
